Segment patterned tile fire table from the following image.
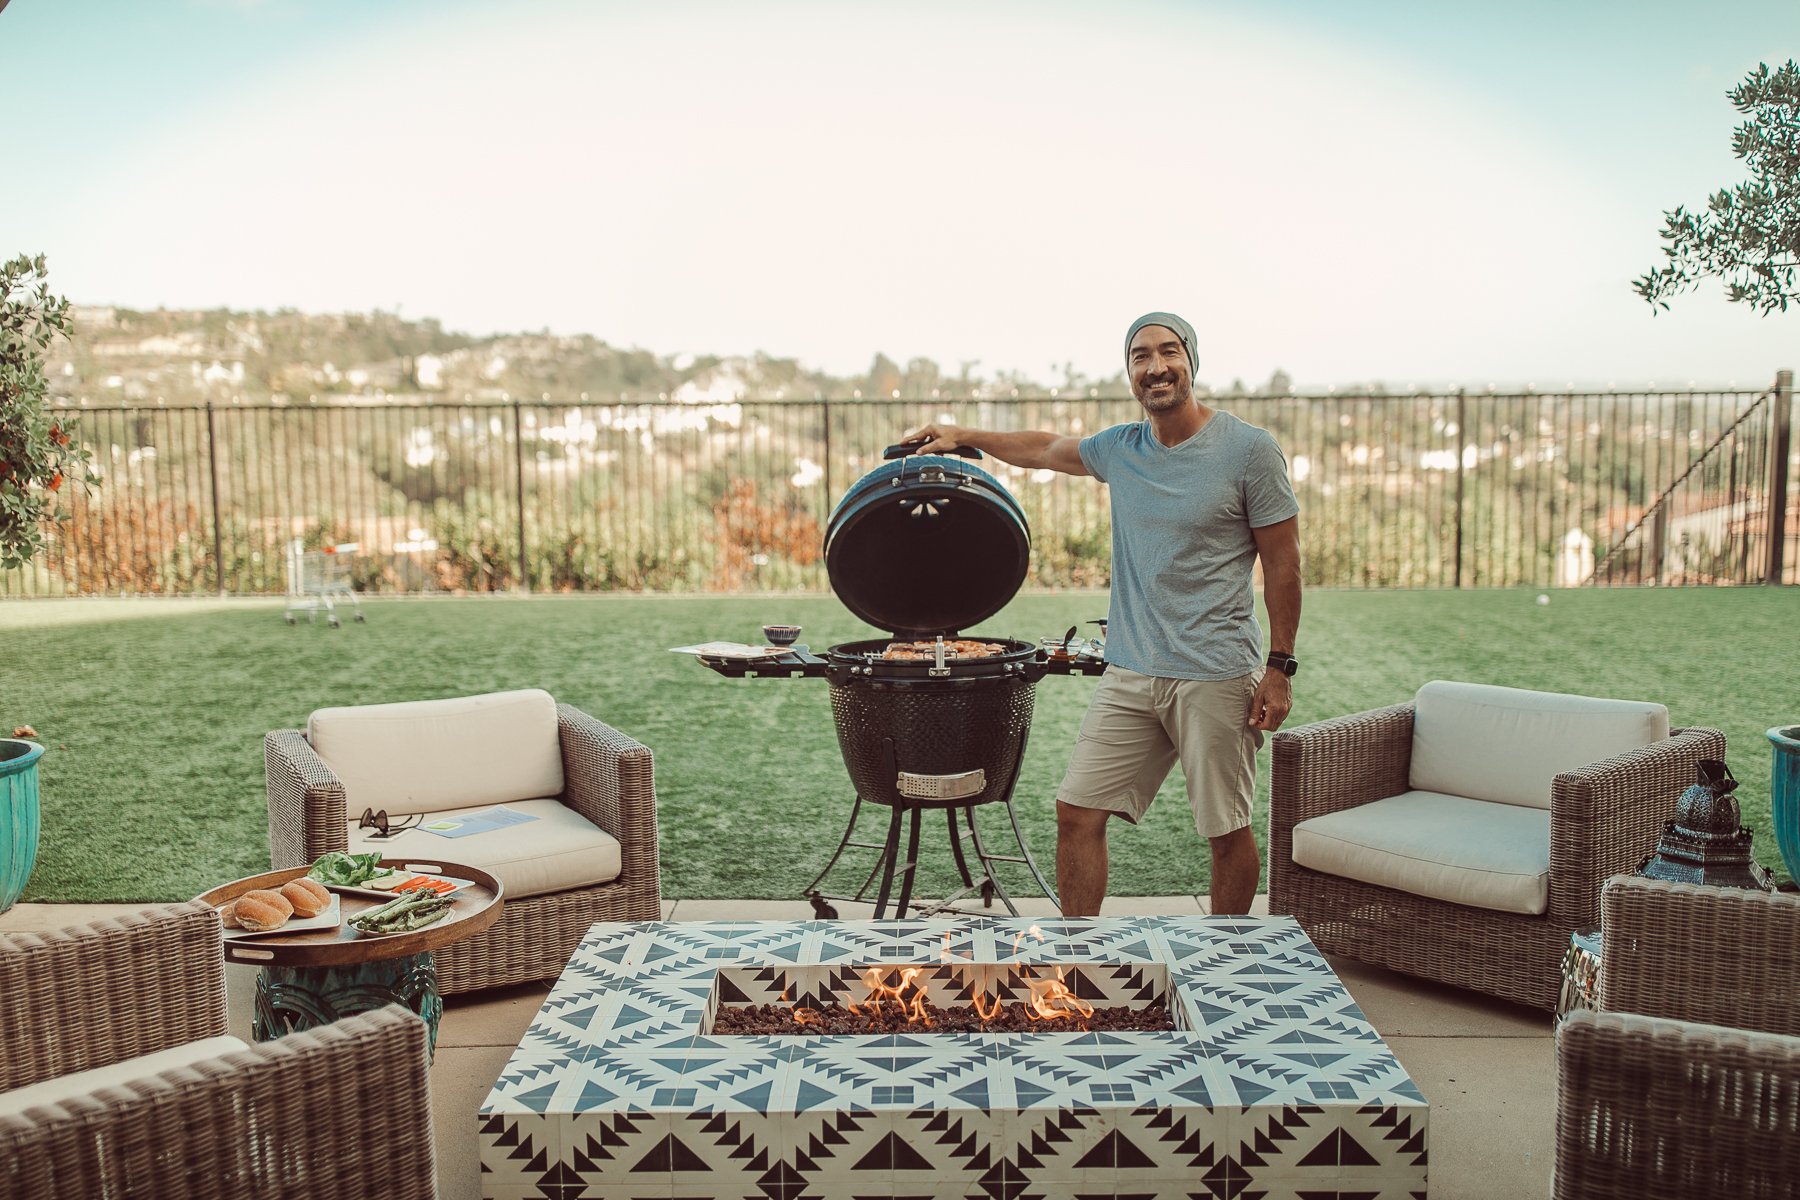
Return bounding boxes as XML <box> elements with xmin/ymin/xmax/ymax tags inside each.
<box><xmin>479</xmin><ymin>917</ymin><xmax>1429</xmax><ymax>1200</ymax></box>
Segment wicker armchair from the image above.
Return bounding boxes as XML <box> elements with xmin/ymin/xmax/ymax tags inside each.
<box><xmin>1554</xmin><ymin>877</ymin><xmax>1800</xmax><ymax>1199</ymax></box>
<box><xmin>0</xmin><ymin>902</ymin><xmax>435</xmax><ymax>1200</ymax></box>
<box><xmin>1268</xmin><ymin>684</ymin><xmax>1724</xmax><ymax>1010</ymax></box>
<box><xmin>266</xmin><ymin>694</ymin><xmax>660</xmax><ymax>994</ymax></box>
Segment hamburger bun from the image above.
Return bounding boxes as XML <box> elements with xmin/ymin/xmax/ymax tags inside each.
<box><xmin>218</xmin><ymin>899</ymin><xmax>242</xmax><ymax>929</ymax></box>
<box><xmin>280</xmin><ymin>877</ymin><xmax>331</xmax><ymax>919</ymax></box>
<box><xmin>235</xmin><ymin>889</ymin><xmax>294</xmax><ymax>932</ymax></box>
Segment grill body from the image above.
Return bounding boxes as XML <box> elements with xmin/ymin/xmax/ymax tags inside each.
<box><xmin>820</xmin><ymin>442</ymin><xmax>1039</xmax><ymax>812</ymax></box>
<box><xmin>828</xmin><ymin>673</ymin><xmax>1038</xmax><ymax>810</ymax></box>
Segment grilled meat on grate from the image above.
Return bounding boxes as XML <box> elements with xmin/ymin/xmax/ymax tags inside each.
<box><xmin>880</xmin><ymin>639</ymin><xmax>1008</xmax><ymax>661</ymax></box>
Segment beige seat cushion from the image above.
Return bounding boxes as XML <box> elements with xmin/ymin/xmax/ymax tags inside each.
<box><xmin>1292</xmin><ymin>790</ymin><xmax>1551</xmax><ymax>915</ymax></box>
<box><xmin>308</xmin><ymin>689</ymin><xmax>565</xmax><ymax>818</ymax></box>
<box><xmin>348</xmin><ymin>798</ymin><xmax>621</xmax><ymax>900</ymax></box>
<box><xmin>1410</xmin><ymin>681</ymin><xmax>1669</xmax><ymax>810</ymax></box>
<box><xmin>0</xmin><ymin>1036</ymin><xmax>248</xmax><ymax>1118</ymax></box>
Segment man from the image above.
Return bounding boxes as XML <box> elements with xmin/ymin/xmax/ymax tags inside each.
<box><xmin>904</xmin><ymin>311</ymin><xmax>1302</xmax><ymax>916</ymax></box>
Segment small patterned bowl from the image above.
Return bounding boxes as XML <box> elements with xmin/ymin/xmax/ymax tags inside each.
<box><xmin>762</xmin><ymin>624</ymin><xmax>803</xmax><ymax>647</ymax></box>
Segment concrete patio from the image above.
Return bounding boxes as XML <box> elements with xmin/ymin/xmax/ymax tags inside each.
<box><xmin>0</xmin><ymin>894</ymin><xmax>1554</xmax><ymax>1199</ymax></box>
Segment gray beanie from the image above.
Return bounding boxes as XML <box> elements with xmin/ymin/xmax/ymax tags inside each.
<box><xmin>1124</xmin><ymin>311</ymin><xmax>1198</xmax><ymax>374</ymax></box>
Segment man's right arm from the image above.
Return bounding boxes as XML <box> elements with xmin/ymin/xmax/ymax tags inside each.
<box><xmin>902</xmin><ymin>424</ymin><xmax>1090</xmax><ymax>477</ymax></box>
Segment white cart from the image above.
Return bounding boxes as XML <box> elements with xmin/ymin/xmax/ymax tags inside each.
<box><xmin>284</xmin><ymin>540</ymin><xmax>366</xmax><ymax>627</ymax></box>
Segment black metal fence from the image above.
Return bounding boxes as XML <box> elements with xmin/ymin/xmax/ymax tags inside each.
<box><xmin>6</xmin><ymin>374</ymin><xmax>1793</xmax><ymax>597</ymax></box>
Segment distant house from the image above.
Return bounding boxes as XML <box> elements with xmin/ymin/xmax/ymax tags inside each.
<box><xmin>70</xmin><ymin>305</ymin><xmax>119</xmax><ymax>328</ymax></box>
<box><xmin>415</xmin><ymin>353</ymin><xmax>445</xmax><ymax>389</ymax></box>
<box><xmin>673</xmin><ymin>366</ymin><xmax>748</xmax><ymax>404</ymax></box>
<box><xmin>198</xmin><ymin>360</ymin><xmax>244</xmax><ymax>385</ymax></box>
<box><xmin>1598</xmin><ymin>491</ymin><xmax>1796</xmax><ymax>584</ymax></box>
<box><xmin>89</xmin><ymin>330</ymin><xmax>206</xmax><ymax>359</ymax></box>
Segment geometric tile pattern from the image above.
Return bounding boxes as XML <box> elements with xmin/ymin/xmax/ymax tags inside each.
<box><xmin>479</xmin><ymin>916</ymin><xmax>1429</xmax><ymax>1199</ymax></box>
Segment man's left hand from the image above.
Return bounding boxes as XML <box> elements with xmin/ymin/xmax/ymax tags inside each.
<box><xmin>1247</xmin><ymin>672</ymin><xmax>1292</xmax><ymax>731</ymax></box>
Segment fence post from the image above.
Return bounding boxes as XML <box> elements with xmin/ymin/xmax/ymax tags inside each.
<box><xmin>1768</xmin><ymin>369</ymin><xmax>1793</xmax><ymax>585</ymax></box>
<box><xmin>512</xmin><ymin>400</ymin><xmax>529</xmax><ymax>593</ymax></box>
<box><xmin>205</xmin><ymin>401</ymin><xmax>225</xmax><ymax>596</ymax></box>
<box><xmin>819</xmin><ymin>398</ymin><xmax>833</xmax><ymax>503</ymax></box>
<box><xmin>1652</xmin><ymin>503</ymin><xmax>1670</xmax><ymax>585</ymax></box>
<box><xmin>1453</xmin><ymin>388</ymin><xmax>1466</xmax><ymax>588</ymax></box>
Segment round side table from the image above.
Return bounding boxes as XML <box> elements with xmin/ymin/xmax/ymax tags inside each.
<box><xmin>195</xmin><ymin>857</ymin><xmax>503</xmax><ymax>1057</ymax></box>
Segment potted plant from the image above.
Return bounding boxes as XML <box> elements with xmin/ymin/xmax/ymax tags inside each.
<box><xmin>2</xmin><ymin>254</ymin><xmax>83</xmax><ymax>908</ymax></box>
<box><xmin>0</xmin><ymin>729</ymin><xmax>43</xmax><ymax>911</ymax></box>
<box><xmin>1771</xmin><ymin>726</ymin><xmax>1800</xmax><ymax>887</ymax></box>
<box><xmin>1</xmin><ymin>252</ymin><xmax>88</xmax><ymax>573</ymax></box>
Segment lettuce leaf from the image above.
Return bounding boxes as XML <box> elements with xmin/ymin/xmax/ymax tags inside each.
<box><xmin>305</xmin><ymin>851</ymin><xmax>386</xmax><ymax>885</ymax></box>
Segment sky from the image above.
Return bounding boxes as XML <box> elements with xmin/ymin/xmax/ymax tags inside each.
<box><xmin>3</xmin><ymin>0</ymin><xmax>1797</xmax><ymax>389</ymax></box>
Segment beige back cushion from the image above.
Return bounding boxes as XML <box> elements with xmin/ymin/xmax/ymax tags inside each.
<box><xmin>308</xmin><ymin>689</ymin><xmax>565</xmax><ymax>817</ymax></box>
<box><xmin>1409</xmin><ymin>680</ymin><xmax>1669</xmax><ymax>810</ymax></box>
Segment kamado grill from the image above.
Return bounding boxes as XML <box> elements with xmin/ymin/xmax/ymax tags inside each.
<box><xmin>694</xmin><ymin>443</ymin><xmax>1105</xmax><ymax>919</ymax></box>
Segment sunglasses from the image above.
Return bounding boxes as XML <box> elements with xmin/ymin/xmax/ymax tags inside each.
<box><xmin>358</xmin><ymin>808</ymin><xmax>421</xmax><ymax>839</ymax></box>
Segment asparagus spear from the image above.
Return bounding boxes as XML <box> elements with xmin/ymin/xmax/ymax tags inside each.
<box><xmin>353</xmin><ymin>892</ymin><xmax>426</xmax><ymax>924</ymax></box>
<box><xmin>356</xmin><ymin>894</ymin><xmax>444</xmax><ymax>927</ymax></box>
<box><xmin>350</xmin><ymin>891</ymin><xmax>451</xmax><ymax>932</ymax></box>
<box><xmin>395</xmin><ymin>906</ymin><xmax>451</xmax><ymax>931</ymax></box>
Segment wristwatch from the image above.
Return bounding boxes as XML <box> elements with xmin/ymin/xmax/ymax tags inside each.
<box><xmin>1266</xmin><ymin>652</ymin><xmax>1299</xmax><ymax>677</ymax></box>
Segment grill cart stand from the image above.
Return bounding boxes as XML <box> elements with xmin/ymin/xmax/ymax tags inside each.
<box><xmin>803</xmin><ymin>732</ymin><xmax>1042</xmax><ymax>919</ymax></box>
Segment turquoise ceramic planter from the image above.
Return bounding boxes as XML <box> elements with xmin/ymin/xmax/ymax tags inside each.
<box><xmin>0</xmin><ymin>739</ymin><xmax>44</xmax><ymax>912</ymax></box>
<box><xmin>1772</xmin><ymin>726</ymin><xmax>1800</xmax><ymax>885</ymax></box>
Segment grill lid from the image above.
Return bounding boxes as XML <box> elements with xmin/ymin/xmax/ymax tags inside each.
<box><xmin>824</xmin><ymin>444</ymin><xmax>1030</xmax><ymax>637</ymax></box>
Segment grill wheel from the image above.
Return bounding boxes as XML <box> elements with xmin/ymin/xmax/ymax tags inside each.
<box><xmin>828</xmin><ymin>675</ymin><xmax>1038</xmax><ymax>808</ymax></box>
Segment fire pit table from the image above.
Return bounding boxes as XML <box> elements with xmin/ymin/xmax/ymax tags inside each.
<box><xmin>478</xmin><ymin>916</ymin><xmax>1429</xmax><ymax>1199</ymax></box>
<box><xmin>687</xmin><ymin>443</ymin><xmax>1108</xmax><ymax>919</ymax></box>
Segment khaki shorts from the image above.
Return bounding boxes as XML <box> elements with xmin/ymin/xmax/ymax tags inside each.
<box><xmin>1055</xmin><ymin>665</ymin><xmax>1263</xmax><ymax>838</ymax></box>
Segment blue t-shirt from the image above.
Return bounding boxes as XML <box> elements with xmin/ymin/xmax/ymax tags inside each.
<box><xmin>1078</xmin><ymin>411</ymin><xmax>1300</xmax><ymax>680</ymax></box>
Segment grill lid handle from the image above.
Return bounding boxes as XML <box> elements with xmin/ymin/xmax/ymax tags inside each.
<box><xmin>884</xmin><ymin>441</ymin><xmax>983</xmax><ymax>461</ymax></box>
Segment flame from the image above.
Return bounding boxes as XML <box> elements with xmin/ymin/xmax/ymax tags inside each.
<box><xmin>847</xmin><ymin>966</ymin><xmax>933</xmax><ymax>1026</ymax></box>
<box><xmin>1024</xmin><ymin>965</ymin><xmax>1094</xmax><ymax>1022</ymax></box>
<box><xmin>846</xmin><ymin>967</ymin><xmax>886</xmax><ymax>1016</ymax></box>
<box><xmin>770</xmin><ymin>924</ymin><xmax>1097</xmax><ymax>1033</ymax></box>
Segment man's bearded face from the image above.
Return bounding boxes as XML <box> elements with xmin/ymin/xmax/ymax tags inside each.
<box><xmin>1128</xmin><ymin>325</ymin><xmax>1192</xmax><ymax>413</ymax></box>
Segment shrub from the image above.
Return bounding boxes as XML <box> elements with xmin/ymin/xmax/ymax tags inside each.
<box><xmin>52</xmin><ymin>493</ymin><xmax>207</xmax><ymax>593</ymax></box>
<box><xmin>1</xmin><ymin>254</ymin><xmax>91</xmax><ymax>569</ymax></box>
<box><xmin>707</xmin><ymin>479</ymin><xmax>822</xmax><ymax>591</ymax></box>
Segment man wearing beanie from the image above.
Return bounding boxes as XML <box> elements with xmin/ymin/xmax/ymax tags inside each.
<box><xmin>903</xmin><ymin>311</ymin><xmax>1302</xmax><ymax>916</ymax></box>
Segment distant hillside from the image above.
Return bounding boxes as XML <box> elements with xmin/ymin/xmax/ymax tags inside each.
<box><xmin>46</xmin><ymin>305</ymin><xmax>1129</xmax><ymax>407</ymax></box>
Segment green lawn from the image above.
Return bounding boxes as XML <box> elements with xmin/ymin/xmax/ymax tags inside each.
<box><xmin>1</xmin><ymin>588</ymin><xmax>1793</xmax><ymax>905</ymax></box>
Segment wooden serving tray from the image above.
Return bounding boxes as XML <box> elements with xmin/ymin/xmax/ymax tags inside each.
<box><xmin>194</xmin><ymin>858</ymin><xmax>504</xmax><ymax>968</ymax></box>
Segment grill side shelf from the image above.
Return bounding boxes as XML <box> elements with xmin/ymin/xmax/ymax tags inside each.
<box><xmin>1037</xmin><ymin>652</ymin><xmax>1108</xmax><ymax>677</ymax></box>
<box><xmin>696</xmin><ymin>649</ymin><xmax>830</xmax><ymax>679</ymax></box>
